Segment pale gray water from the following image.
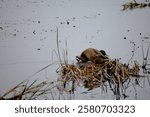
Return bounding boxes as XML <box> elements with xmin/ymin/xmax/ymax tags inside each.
<box><xmin>0</xmin><ymin>0</ymin><xmax>150</xmax><ymax>99</ymax></box>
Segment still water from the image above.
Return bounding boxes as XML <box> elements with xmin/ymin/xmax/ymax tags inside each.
<box><xmin>0</xmin><ymin>0</ymin><xmax>150</xmax><ymax>99</ymax></box>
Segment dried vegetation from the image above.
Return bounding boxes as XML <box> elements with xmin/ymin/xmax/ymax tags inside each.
<box><xmin>0</xmin><ymin>80</ymin><xmax>56</xmax><ymax>100</ymax></box>
<box><xmin>122</xmin><ymin>0</ymin><xmax>150</xmax><ymax>11</ymax></box>
<box><xmin>58</xmin><ymin>58</ymin><xmax>140</xmax><ymax>99</ymax></box>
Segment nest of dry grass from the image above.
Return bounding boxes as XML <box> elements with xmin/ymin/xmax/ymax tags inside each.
<box><xmin>58</xmin><ymin>59</ymin><xmax>140</xmax><ymax>99</ymax></box>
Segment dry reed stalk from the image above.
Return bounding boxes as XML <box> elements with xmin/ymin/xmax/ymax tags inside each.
<box><xmin>0</xmin><ymin>80</ymin><xmax>56</xmax><ymax>100</ymax></box>
<box><xmin>56</xmin><ymin>27</ymin><xmax>63</xmax><ymax>66</ymax></box>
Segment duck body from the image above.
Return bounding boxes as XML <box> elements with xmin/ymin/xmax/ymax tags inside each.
<box><xmin>76</xmin><ymin>48</ymin><xmax>109</xmax><ymax>64</ymax></box>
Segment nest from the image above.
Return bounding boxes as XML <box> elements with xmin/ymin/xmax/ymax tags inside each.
<box><xmin>58</xmin><ymin>59</ymin><xmax>140</xmax><ymax>99</ymax></box>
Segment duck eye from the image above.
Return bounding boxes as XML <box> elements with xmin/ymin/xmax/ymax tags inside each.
<box><xmin>100</xmin><ymin>50</ymin><xmax>106</xmax><ymax>55</ymax></box>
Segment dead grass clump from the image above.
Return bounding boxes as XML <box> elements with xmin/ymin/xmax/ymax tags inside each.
<box><xmin>58</xmin><ymin>59</ymin><xmax>140</xmax><ymax>99</ymax></box>
<box><xmin>0</xmin><ymin>80</ymin><xmax>55</xmax><ymax>100</ymax></box>
<box><xmin>122</xmin><ymin>0</ymin><xmax>150</xmax><ymax>11</ymax></box>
